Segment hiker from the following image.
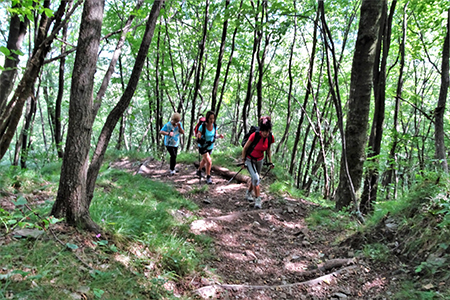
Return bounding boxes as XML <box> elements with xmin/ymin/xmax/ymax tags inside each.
<box><xmin>196</xmin><ymin>110</ymin><xmax>224</xmax><ymax>184</ymax></box>
<box><xmin>241</xmin><ymin>116</ymin><xmax>275</xmax><ymax>209</ymax></box>
<box><xmin>160</xmin><ymin>113</ymin><xmax>185</xmax><ymax>176</ymax></box>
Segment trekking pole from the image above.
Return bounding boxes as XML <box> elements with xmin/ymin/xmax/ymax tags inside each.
<box><xmin>227</xmin><ymin>165</ymin><xmax>244</xmax><ymax>185</ymax></box>
<box><xmin>261</xmin><ymin>163</ymin><xmax>274</xmax><ymax>180</ymax></box>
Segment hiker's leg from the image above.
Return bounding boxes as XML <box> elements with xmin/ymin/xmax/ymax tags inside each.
<box><xmin>204</xmin><ymin>152</ymin><xmax>212</xmax><ymax>176</ymax></box>
<box><xmin>253</xmin><ymin>160</ymin><xmax>264</xmax><ymax>197</ymax></box>
<box><xmin>166</xmin><ymin>146</ymin><xmax>177</xmax><ymax>171</ymax></box>
<box><xmin>246</xmin><ymin>159</ymin><xmax>262</xmax><ymax>193</ymax></box>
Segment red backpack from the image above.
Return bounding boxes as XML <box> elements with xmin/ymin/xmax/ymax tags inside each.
<box><xmin>194</xmin><ymin>116</ymin><xmax>206</xmax><ymax>136</ymax></box>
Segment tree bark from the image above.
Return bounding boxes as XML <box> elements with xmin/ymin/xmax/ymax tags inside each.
<box><xmin>0</xmin><ymin>0</ymin><xmax>76</xmax><ymax>160</ymax></box>
<box><xmin>217</xmin><ymin>0</ymin><xmax>243</xmax><ymax>119</ymax></box>
<box><xmin>211</xmin><ymin>0</ymin><xmax>230</xmax><ymax>114</ymax></box>
<box><xmin>275</xmin><ymin>1</ymin><xmax>297</xmax><ymax>154</ymax></box>
<box><xmin>361</xmin><ymin>0</ymin><xmax>395</xmax><ymax>214</ymax></box>
<box><xmin>0</xmin><ymin>3</ymin><xmax>29</xmax><ymax>113</ymax></box>
<box><xmin>289</xmin><ymin>3</ymin><xmax>319</xmax><ymax>175</ymax></box>
<box><xmin>382</xmin><ymin>3</ymin><xmax>407</xmax><ymax>198</ymax></box>
<box><xmin>434</xmin><ymin>9</ymin><xmax>449</xmax><ymax>173</ymax></box>
<box><xmin>335</xmin><ymin>0</ymin><xmax>383</xmax><ymax>210</ymax></box>
<box><xmin>187</xmin><ymin>1</ymin><xmax>209</xmax><ymax>151</ymax></box>
<box><xmin>51</xmin><ymin>0</ymin><xmax>106</xmax><ymax>232</ymax></box>
<box><xmin>242</xmin><ymin>2</ymin><xmax>261</xmax><ymax>134</ymax></box>
<box><xmin>86</xmin><ymin>0</ymin><xmax>165</xmax><ymax>206</ymax></box>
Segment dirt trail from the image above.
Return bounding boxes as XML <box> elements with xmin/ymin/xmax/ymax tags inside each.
<box><xmin>113</xmin><ymin>158</ymin><xmax>390</xmax><ymax>300</ymax></box>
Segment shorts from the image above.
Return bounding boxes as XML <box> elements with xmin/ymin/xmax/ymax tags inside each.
<box><xmin>198</xmin><ymin>147</ymin><xmax>213</xmax><ymax>155</ymax></box>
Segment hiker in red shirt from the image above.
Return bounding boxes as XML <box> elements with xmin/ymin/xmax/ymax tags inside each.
<box><xmin>241</xmin><ymin>116</ymin><xmax>274</xmax><ymax>209</ymax></box>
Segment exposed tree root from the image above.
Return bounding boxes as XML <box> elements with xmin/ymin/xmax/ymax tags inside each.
<box><xmin>195</xmin><ymin>265</ymin><xmax>358</xmax><ymax>296</ymax></box>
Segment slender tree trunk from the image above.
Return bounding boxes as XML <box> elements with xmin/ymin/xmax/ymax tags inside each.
<box><xmin>275</xmin><ymin>1</ymin><xmax>297</xmax><ymax>154</ymax></box>
<box><xmin>289</xmin><ymin>3</ymin><xmax>319</xmax><ymax>174</ymax></box>
<box><xmin>434</xmin><ymin>9</ymin><xmax>450</xmax><ymax>173</ymax></box>
<box><xmin>187</xmin><ymin>1</ymin><xmax>209</xmax><ymax>150</ymax></box>
<box><xmin>54</xmin><ymin>1</ymin><xmax>74</xmax><ymax>159</ymax></box>
<box><xmin>0</xmin><ymin>0</ymin><xmax>76</xmax><ymax>160</ymax></box>
<box><xmin>51</xmin><ymin>0</ymin><xmax>105</xmax><ymax>232</ymax></box>
<box><xmin>217</xmin><ymin>0</ymin><xmax>243</xmax><ymax>119</ymax></box>
<box><xmin>256</xmin><ymin>1</ymin><xmax>269</xmax><ymax>120</ymax></box>
<box><xmin>0</xmin><ymin>3</ymin><xmax>29</xmax><ymax>113</ymax></box>
<box><xmin>361</xmin><ymin>0</ymin><xmax>395</xmax><ymax>214</ymax></box>
<box><xmin>383</xmin><ymin>3</ymin><xmax>407</xmax><ymax>197</ymax></box>
<box><xmin>19</xmin><ymin>92</ymin><xmax>37</xmax><ymax>169</ymax></box>
<box><xmin>242</xmin><ymin>2</ymin><xmax>261</xmax><ymax>134</ymax></box>
<box><xmin>211</xmin><ymin>0</ymin><xmax>230</xmax><ymax>113</ymax></box>
<box><xmin>86</xmin><ymin>0</ymin><xmax>164</xmax><ymax>207</ymax></box>
<box><xmin>335</xmin><ymin>0</ymin><xmax>383</xmax><ymax>211</ymax></box>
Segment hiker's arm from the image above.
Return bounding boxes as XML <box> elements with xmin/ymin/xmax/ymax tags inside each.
<box><xmin>242</xmin><ymin>139</ymin><xmax>252</xmax><ymax>162</ymax></box>
<box><xmin>177</xmin><ymin>123</ymin><xmax>185</xmax><ymax>134</ymax></box>
<box><xmin>266</xmin><ymin>138</ymin><xmax>274</xmax><ymax>168</ymax></box>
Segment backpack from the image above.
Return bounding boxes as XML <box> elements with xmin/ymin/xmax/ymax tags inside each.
<box><xmin>242</xmin><ymin>125</ymin><xmax>272</xmax><ymax>159</ymax></box>
<box><xmin>194</xmin><ymin>117</ymin><xmax>216</xmax><ymax>148</ymax></box>
<box><xmin>194</xmin><ymin>117</ymin><xmax>206</xmax><ymax>136</ymax></box>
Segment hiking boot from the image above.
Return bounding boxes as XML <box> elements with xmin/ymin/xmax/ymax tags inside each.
<box><xmin>254</xmin><ymin>197</ymin><xmax>262</xmax><ymax>209</ymax></box>
<box><xmin>196</xmin><ymin>170</ymin><xmax>202</xmax><ymax>177</ymax></box>
<box><xmin>170</xmin><ymin>170</ymin><xmax>175</xmax><ymax>176</ymax></box>
<box><xmin>245</xmin><ymin>190</ymin><xmax>254</xmax><ymax>202</ymax></box>
<box><xmin>206</xmin><ymin>176</ymin><xmax>213</xmax><ymax>185</ymax></box>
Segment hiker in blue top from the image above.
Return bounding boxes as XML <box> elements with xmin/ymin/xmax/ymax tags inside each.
<box><xmin>160</xmin><ymin>113</ymin><xmax>185</xmax><ymax>176</ymax></box>
<box><xmin>196</xmin><ymin>110</ymin><xmax>224</xmax><ymax>184</ymax></box>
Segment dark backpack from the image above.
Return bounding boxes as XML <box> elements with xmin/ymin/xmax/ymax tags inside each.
<box><xmin>195</xmin><ymin>117</ymin><xmax>216</xmax><ymax>148</ymax></box>
<box><xmin>242</xmin><ymin>126</ymin><xmax>272</xmax><ymax>159</ymax></box>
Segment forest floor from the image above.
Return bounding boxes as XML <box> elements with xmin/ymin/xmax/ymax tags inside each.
<box><xmin>113</xmin><ymin>157</ymin><xmax>401</xmax><ymax>300</ymax></box>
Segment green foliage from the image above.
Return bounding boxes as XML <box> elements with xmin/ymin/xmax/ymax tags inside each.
<box><xmin>306</xmin><ymin>207</ymin><xmax>358</xmax><ymax>234</ymax></box>
<box><xmin>392</xmin><ymin>281</ymin><xmax>446</xmax><ymax>300</ymax></box>
<box><xmin>361</xmin><ymin>243</ymin><xmax>391</xmax><ymax>263</ymax></box>
<box><xmin>0</xmin><ymin>164</ymin><xmax>209</xmax><ymax>299</ymax></box>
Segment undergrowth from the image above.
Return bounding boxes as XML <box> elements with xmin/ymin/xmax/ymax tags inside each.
<box><xmin>0</xmin><ymin>162</ymin><xmax>210</xmax><ymax>299</ymax></box>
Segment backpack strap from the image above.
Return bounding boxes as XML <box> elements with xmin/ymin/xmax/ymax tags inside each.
<box><xmin>199</xmin><ymin>122</ymin><xmax>216</xmax><ymax>149</ymax></box>
<box><xmin>246</xmin><ymin>130</ymin><xmax>261</xmax><ymax>160</ymax></box>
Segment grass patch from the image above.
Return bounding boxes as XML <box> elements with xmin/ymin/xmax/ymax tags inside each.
<box><xmin>1</xmin><ymin>164</ymin><xmax>210</xmax><ymax>299</ymax></box>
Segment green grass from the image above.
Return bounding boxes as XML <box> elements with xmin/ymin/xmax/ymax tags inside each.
<box><xmin>0</xmin><ymin>162</ymin><xmax>210</xmax><ymax>299</ymax></box>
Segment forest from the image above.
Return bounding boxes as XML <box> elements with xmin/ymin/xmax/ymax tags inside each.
<box><xmin>1</xmin><ymin>0</ymin><xmax>450</xmax><ymax>299</ymax></box>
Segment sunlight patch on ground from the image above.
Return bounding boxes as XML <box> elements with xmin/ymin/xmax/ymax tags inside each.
<box><xmin>363</xmin><ymin>277</ymin><xmax>386</xmax><ymax>290</ymax></box>
<box><xmin>114</xmin><ymin>253</ymin><xmax>131</xmax><ymax>267</ymax></box>
<box><xmin>190</xmin><ymin>219</ymin><xmax>222</xmax><ymax>234</ymax></box>
<box><xmin>223</xmin><ymin>251</ymin><xmax>250</xmax><ymax>262</ymax></box>
<box><xmin>215</xmin><ymin>184</ymin><xmax>242</xmax><ymax>193</ymax></box>
<box><xmin>218</xmin><ymin>233</ymin><xmax>240</xmax><ymax>247</ymax></box>
<box><xmin>284</xmin><ymin>261</ymin><xmax>308</xmax><ymax>272</ymax></box>
<box><xmin>282</xmin><ymin>221</ymin><xmax>305</xmax><ymax>229</ymax></box>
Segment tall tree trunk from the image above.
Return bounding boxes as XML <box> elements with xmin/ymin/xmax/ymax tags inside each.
<box><xmin>86</xmin><ymin>0</ymin><xmax>164</xmax><ymax>207</ymax></box>
<box><xmin>217</xmin><ymin>0</ymin><xmax>243</xmax><ymax>119</ymax></box>
<box><xmin>289</xmin><ymin>3</ymin><xmax>320</xmax><ymax>174</ymax></box>
<box><xmin>434</xmin><ymin>9</ymin><xmax>450</xmax><ymax>173</ymax></box>
<box><xmin>335</xmin><ymin>0</ymin><xmax>383</xmax><ymax>211</ymax></box>
<box><xmin>211</xmin><ymin>0</ymin><xmax>230</xmax><ymax>114</ymax></box>
<box><xmin>242</xmin><ymin>1</ymin><xmax>261</xmax><ymax>134</ymax></box>
<box><xmin>54</xmin><ymin>1</ymin><xmax>74</xmax><ymax>159</ymax></box>
<box><xmin>20</xmin><ymin>94</ymin><xmax>37</xmax><ymax>169</ymax></box>
<box><xmin>256</xmin><ymin>0</ymin><xmax>269</xmax><ymax>120</ymax></box>
<box><xmin>51</xmin><ymin>0</ymin><xmax>105</xmax><ymax>232</ymax></box>
<box><xmin>0</xmin><ymin>3</ymin><xmax>29</xmax><ymax>112</ymax></box>
<box><xmin>360</xmin><ymin>0</ymin><xmax>395</xmax><ymax>214</ymax></box>
<box><xmin>155</xmin><ymin>29</ymin><xmax>163</xmax><ymax>149</ymax></box>
<box><xmin>187</xmin><ymin>1</ymin><xmax>209</xmax><ymax>150</ymax></box>
<box><xmin>275</xmin><ymin>1</ymin><xmax>297</xmax><ymax>154</ymax></box>
<box><xmin>0</xmin><ymin>0</ymin><xmax>76</xmax><ymax>160</ymax></box>
<box><xmin>383</xmin><ymin>3</ymin><xmax>407</xmax><ymax>197</ymax></box>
